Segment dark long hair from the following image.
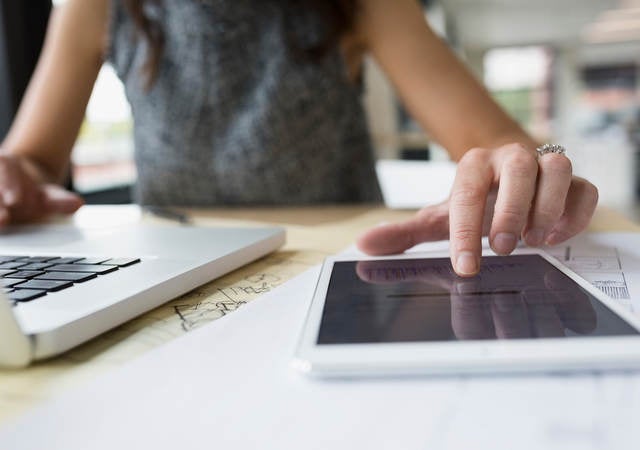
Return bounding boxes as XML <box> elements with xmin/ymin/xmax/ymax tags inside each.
<box><xmin>122</xmin><ymin>0</ymin><xmax>359</xmax><ymax>87</ymax></box>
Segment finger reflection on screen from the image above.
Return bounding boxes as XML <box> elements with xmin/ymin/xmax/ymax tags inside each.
<box><xmin>449</xmin><ymin>279</ymin><xmax>495</xmax><ymax>340</ymax></box>
<box><xmin>488</xmin><ymin>285</ymin><xmax>530</xmax><ymax>339</ymax></box>
<box><xmin>350</xmin><ymin>255</ymin><xmax>598</xmax><ymax>342</ymax></box>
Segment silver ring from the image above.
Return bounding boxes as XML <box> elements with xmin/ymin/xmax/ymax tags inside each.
<box><xmin>536</xmin><ymin>143</ymin><xmax>566</xmax><ymax>158</ymax></box>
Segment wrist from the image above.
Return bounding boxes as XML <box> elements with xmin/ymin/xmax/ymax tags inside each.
<box><xmin>0</xmin><ymin>148</ymin><xmax>56</xmax><ymax>184</ymax></box>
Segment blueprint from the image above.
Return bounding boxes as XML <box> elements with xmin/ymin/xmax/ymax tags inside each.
<box><xmin>546</xmin><ymin>233</ymin><xmax>640</xmax><ymax>314</ymax></box>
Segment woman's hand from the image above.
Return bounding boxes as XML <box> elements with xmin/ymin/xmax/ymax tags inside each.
<box><xmin>0</xmin><ymin>154</ymin><xmax>84</xmax><ymax>227</ymax></box>
<box><xmin>357</xmin><ymin>143</ymin><xmax>599</xmax><ymax>277</ymax></box>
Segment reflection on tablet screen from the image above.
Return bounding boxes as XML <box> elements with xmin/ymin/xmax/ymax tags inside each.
<box><xmin>317</xmin><ymin>255</ymin><xmax>639</xmax><ymax>344</ymax></box>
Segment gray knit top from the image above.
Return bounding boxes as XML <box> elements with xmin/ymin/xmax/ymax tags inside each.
<box><xmin>107</xmin><ymin>0</ymin><xmax>382</xmax><ymax>206</ymax></box>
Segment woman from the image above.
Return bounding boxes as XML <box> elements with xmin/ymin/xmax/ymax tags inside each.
<box><xmin>0</xmin><ymin>0</ymin><xmax>598</xmax><ymax>276</ymax></box>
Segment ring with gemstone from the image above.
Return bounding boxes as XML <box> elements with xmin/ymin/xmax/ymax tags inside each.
<box><xmin>536</xmin><ymin>144</ymin><xmax>566</xmax><ymax>158</ymax></box>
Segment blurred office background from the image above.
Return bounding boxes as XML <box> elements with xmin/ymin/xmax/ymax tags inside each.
<box><xmin>2</xmin><ymin>0</ymin><xmax>640</xmax><ymax>217</ymax></box>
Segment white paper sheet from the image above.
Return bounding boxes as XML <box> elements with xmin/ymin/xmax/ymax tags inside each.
<box><xmin>2</xmin><ymin>233</ymin><xmax>640</xmax><ymax>450</ymax></box>
<box><xmin>376</xmin><ymin>160</ymin><xmax>457</xmax><ymax>209</ymax></box>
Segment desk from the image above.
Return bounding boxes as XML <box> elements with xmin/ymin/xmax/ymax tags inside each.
<box><xmin>0</xmin><ymin>205</ymin><xmax>638</xmax><ymax>424</ymax></box>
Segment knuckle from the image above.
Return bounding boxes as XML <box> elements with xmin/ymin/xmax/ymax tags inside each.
<box><xmin>505</xmin><ymin>142</ymin><xmax>530</xmax><ymax>155</ymax></box>
<box><xmin>451</xmin><ymin>187</ymin><xmax>483</xmax><ymax>208</ymax></box>
<box><xmin>459</xmin><ymin>147</ymin><xmax>490</xmax><ymax>168</ymax></box>
<box><xmin>452</xmin><ymin>227</ymin><xmax>477</xmax><ymax>246</ymax></box>
<box><xmin>536</xmin><ymin>206</ymin><xmax>563</xmax><ymax>224</ymax></box>
<box><xmin>503</xmin><ymin>151</ymin><xmax>538</xmax><ymax>177</ymax></box>
<box><xmin>494</xmin><ymin>203</ymin><xmax>528</xmax><ymax>225</ymax></box>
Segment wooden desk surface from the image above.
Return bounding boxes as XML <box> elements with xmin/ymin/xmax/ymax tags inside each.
<box><xmin>0</xmin><ymin>205</ymin><xmax>637</xmax><ymax>423</ymax></box>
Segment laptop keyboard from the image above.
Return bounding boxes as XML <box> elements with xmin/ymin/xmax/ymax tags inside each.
<box><xmin>1</xmin><ymin>256</ymin><xmax>140</xmax><ymax>306</ymax></box>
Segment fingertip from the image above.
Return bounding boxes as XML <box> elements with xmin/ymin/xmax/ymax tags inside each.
<box><xmin>359</xmin><ymin>207</ymin><xmax>449</xmax><ymax>255</ymax></box>
<box><xmin>355</xmin><ymin>229</ymin><xmax>390</xmax><ymax>255</ymax></box>
<box><xmin>42</xmin><ymin>186</ymin><xmax>85</xmax><ymax>215</ymax></box>
<box><xmin>544</xmin><ymin>230</ymin><xmax>566</xmax><ymax>246</ymax></box>
<box><xmin>490</xmin><ymin>232</ymin><xmax>518</xmax><ymax>255</ymax></box>
<box><xmin>70</xmin><ymin>195</ymin><xmax>85</xmax><ymax>210</ymax></box>
<box><xmin>453</xmin><ymin>251</ymin><xmax>479</xmax><ymax>277</ymax></box>
<box><xmin>57</xmin><ymin>197</ymin><xmax>85</xmax><ymax>214</ymax></box>
<box><xmin>543</xmin><ymin>217</ymin><xmax>572</xmax><ymax>246</ymax></box>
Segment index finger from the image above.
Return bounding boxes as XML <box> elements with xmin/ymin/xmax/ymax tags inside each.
<box><xmin>449</xmin><ymin>148</ymin><xmax>493</xmax><ymax>277</ymax></box>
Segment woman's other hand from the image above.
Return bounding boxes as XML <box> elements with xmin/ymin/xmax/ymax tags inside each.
<box><xmin>0</xmin><ymin>154</ymin><xmax>84</xmax><ymax>227</ymax></box>
<box><xmin>357</xmin><ymin>143</ymin><xmax>599</xmax><ymax>277</ymax></box>
<box><xmin>0</xmin><ymin>0</ymin><xmax>106</xmax><ymax>228</ymax></box>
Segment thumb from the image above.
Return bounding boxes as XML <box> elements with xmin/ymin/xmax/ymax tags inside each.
<box><xmin>357</xmin><ymin>203</ymin><xmax>450</xmax><ymax>255</ymax></box>
<box><xmin>41</xmin><ymin>184</ymin><xmax>85</xmax><ymax>214</ymax></box>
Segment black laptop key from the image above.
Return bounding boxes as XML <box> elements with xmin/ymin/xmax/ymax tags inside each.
<box><xmin>103</xmin><ymin>258</ymin><xmax>140</xmax><ymax>267</ymax></box>
<box><xmin>0</xmin><ymin>256</ymin><xmax>27</xmax><ymax>263</ymax></box>
<box><xmin>77</xmin><ymin>257</ymin><xmax>111</xmax><ymax>265</ymax></box>
<box><xmin>5</xmin><ymin>271</ymin><xmax>45</xmax><ymax>279</ymax></box>
<box><xmin>16</xmin><ymin>256</ymin><xmax>60</xmax><ymax>263</ymax></box>
<box><xmin>48</xmin><ymin>264</ymin><xmax>118</xmax><ymax>274</ymax></box>
<box><xmin>53</xmin><ymin>257</ymin><xmax>84</xmax><ymax>264</ymax></box>
<box><xmin>20</xmin><ymin>263</ymin><xmax>56</xmax><ymax>271</ymax></box>
<box><xmin>0</xmin><ymin>262</ymin><xmax>28</xmax><ymax>270</ymax></box>
<box><xmin>35</xmin><ymin>271</ymin><xmax>97</xmax><ymax>283</ymax></box>
<box><xmin>9</xmin><ymin>289</ymin><xmax>46</xmax><ymax>302</ymax></box>
<box><xmin>0</xmin><ymin>269</ymin><xmax>18</xmax><ymax>277</ymax></box>
<box><xmin>15</xmin><ymin>280</ymin><xmax>73</xmax><ymax>292</ymax></box>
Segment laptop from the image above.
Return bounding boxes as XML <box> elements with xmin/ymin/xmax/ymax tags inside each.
<box><xmin>0</xmin><ymin>214</ymin><xmax>285</xmax><ymax>368</ymax></box>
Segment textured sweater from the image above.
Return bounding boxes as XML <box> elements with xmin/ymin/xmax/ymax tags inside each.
<box><xmin>107</xmin><ymin>0</ymin><xmax>382</xmax><ymax>206</ymax></box>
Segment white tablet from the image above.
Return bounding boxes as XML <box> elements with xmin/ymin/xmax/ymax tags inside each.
<box><xmin>293</xmin><ymin>248</ymin><xmax>640</xmax><ymax>377</ymax></box>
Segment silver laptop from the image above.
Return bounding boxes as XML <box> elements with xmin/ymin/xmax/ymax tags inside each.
<box><xmin>0</xmin><ymin>219</ymin><xmax>285</xmax><ymax>368</ymax></box>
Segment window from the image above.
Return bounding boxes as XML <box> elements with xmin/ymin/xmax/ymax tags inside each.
<box><xmin>54</xmin><ymin>0</ymin><xmax>136</xmax><ymax>194</ymax></box>
<box><xmin>484</xmin><ymin>46</ymin><xmax>553</xmax><ymax>142</ymax></box>
<box><xmin>72</xmin><ymin>66</ymin><xmax>135</xmax><ymax>193</ymax></box>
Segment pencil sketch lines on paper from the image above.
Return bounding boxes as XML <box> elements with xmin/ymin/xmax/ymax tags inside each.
<box><xmin>173</xmin><ymin>276</ymin><xmax>280</xmax><ymax>332</ymax></box>
<box><xmin>67</xmin><ymin>253</ymin><xmax>322</xmax><ymax>362</ymax></box>
<box><xmin>548</xmin><ymin>244</ymin><xmax>632</xmax><ymax>309</ymax></box>
<box><xmin>174</xmin><ymin>297</ymin><xmax>248</xmax><ymax>332</ymax></box>
<box><xmin>587</xmin><ymin>274</ymin><xmax>630</xmax><ymax>301</ymax></box>
<box><xmin>170</xmin><ymin>252</ymin><xmax>325</xmax><ymax>332</ymax></box>
<box><xmin>172</xmin><ymin>272</ymin><xmax>285</xmax><ymax>331</ymax></box>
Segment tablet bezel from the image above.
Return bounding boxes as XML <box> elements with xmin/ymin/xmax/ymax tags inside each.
<box><xmin>293</xmin><ymin>248</ymin><xmax>640</xmax><ymax>377</ymax></box>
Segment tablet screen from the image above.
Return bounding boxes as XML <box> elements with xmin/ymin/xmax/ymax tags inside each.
<box><xmin>317</xmin><ymin>255</ymin><xmax>639</xmax><ymax>344</ymax></box>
